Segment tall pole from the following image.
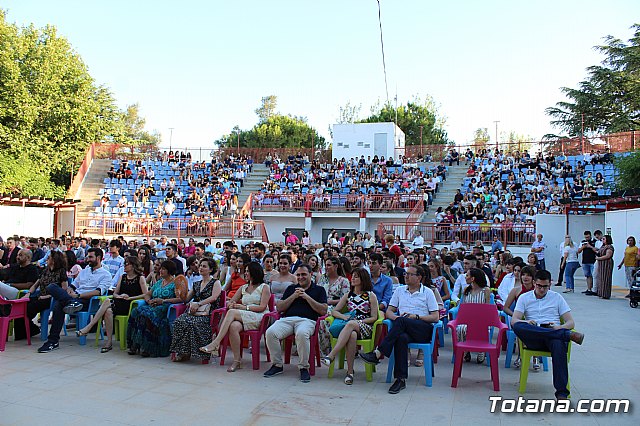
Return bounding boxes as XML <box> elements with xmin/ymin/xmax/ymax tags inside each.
<box><xmin>581</xmin><ymin>113</ymin><xmax>584</xmax><ymax>154</ymax></box>
<box><xmin>419</xmin><ymin>125</ymin><xmax>423</xmax><ymax>157</ymax></box>
<box><xmin>237</xmin><ymin>130</ymin><xmax>240</xmax><ymax>156</ymax></box>
<box><xmin>169</xmin><ymin>127</ymin><xmax>174</xmax><ymax>151</ymax></box>
<box><xmin>311</xmin><ymin>132</ymin><xmax>315</xmax><ymax>163</ymax></box>
<box><xmin>493</xmin><ymin>121</ymin><xmax>500</xmax><ymax>151</ymax></box>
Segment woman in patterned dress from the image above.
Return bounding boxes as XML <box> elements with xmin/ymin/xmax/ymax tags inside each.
<box><xmin>320</xmin><ymin>268</ymin><xmax>379</xmax><ymax>385</ymax></box>
<box><xmin>127</xmin><ymin>260</ymin><xmax>187</xmax><ymax>357</ymax></box>
<box><xmin>318</xmin><ymin>256</ymin><xmax>350</xmax><ymax>355</ymax></box>
<box><xmin>199</xmin><ymin>262</ymin><xmax>271</xmax><ymax>372</ymax></box>
<box><xmin>170</xmin><ymin>258</ymin><xmax>223</xmax><ymax>362</ymax></box>
<box><xmin>456</xmin><ymin>267</ymin><xmax>492</xmax><ymax>363</ymax></box>
<box><xmin>597</xmin><ymin>235</ymin><xmax>615</xmax><ymax>299</ymax></box>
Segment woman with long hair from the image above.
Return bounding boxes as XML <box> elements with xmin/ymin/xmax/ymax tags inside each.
<box><xmin>318</xmin><ymin>256</ymin><xmax>351</xmax><ymax>355</ymax></box>
<box><xmin>457</xmin><ymin>267</ymin><xmax>492</xmax><ymax>364</ymax></box>
<box><xmin>78</xmin><ymin>256</ymin><xmax>148</xmax><ymax>353</ymax></box>
<box><xmin>321</xmin><ymin>268</ymin><xmax>379</xmax><ymax>385</ymax></box>
<box><xmin>269</xmin><ymin>254</ymin><xmax>297</xmax><ymax>301</ymax></box>
<box><xmin>199</xmin><ymin>262</ymin><xmax>271</xmax><ymax>372</ymax></box>
<box><xmin>427</xmin><ymin>258</ymin><xmax>451</xmax><ymax>302</ymax></box>
<box><xmin>138</xmin><ymin>246</ymin><xmax>154</xmax><ymax>277</ymax></box>
<box><xmin>224</xmin><ymin>252</ymin><xmax>250</xmax><ymax>299</ymax></box>
<box><xmin>305</xmin><ymin>254</ymin><xmax>322</xmax><ymax>285</ymax></box>
<box><xmin>562</xmin><ymin>236</ymin><xmax>580</xmax><ymax>293</ymax></box>
<box><xmin>219</xmin><ymin>250</ymin><xmax>235</xmax><ymax>290</ymax></box>
<box><xmin>65</xmin><ymin>250</ymin><xmax>82</xmax><ymax>279</ymax></box>
<box><xmin>596</xmin><ymin>235</ymin><xmax>615</xmax><ymax>299</ymax></box>
<box><xmin>339</xmin><ymin>256</ymin><xmax>353</xmax><ymax>282</ymax></box>
<box><xmin>380</xmin><ymin>261</ymin><xmax>399</xmax><ymax>287</ymax></box>
<box><xmin>617</xmin><ymin>236</ymin><xmax>639</xmax><ymax>297</ymax></box>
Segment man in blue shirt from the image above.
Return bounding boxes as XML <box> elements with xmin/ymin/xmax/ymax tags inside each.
<box><xmin>369</xmin><ymin>253</ymin><xmax>393</xmax><ymax>310</ymax></box>
<box><xmin>491</xmin><ymin>236</ymin><xmax>504</xmax><ymax>254</ymax></box>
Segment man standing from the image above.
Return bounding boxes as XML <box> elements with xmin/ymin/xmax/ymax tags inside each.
<box><xmin>578</xmin><ymin>230</ymin><xmax>598</xmax><ymax>295</ymax></box>
<box><xmin>252</xmin><ymin>242</ymin><xmax>266</xmax><ymax>266</ymax></box>
<box><xmin>369</xmin><ymin>253</ymin><xmax>393</xmax><ymax>311</ymax></box>
<box><xmin>360</xmin><ymin>265</ymin><xmax>439</xmax><ymax>394</ymax></box>
<box><xmin>531</xmin><ymin>234</ymin><xmax>547</xmax><ymax>271</ymax></box>
<box><xmin>511</xmin><ymin>269</ymin><xmax>584</xmax><ymax>399</ymax></box>
<box><xmin>37</xmin><ymin>248</ymin><xmax>111</xmax><ymax>353</ymax></box>
<box><xmin>155</xmin><ymin>236</ymin><xmax>168</xmax><ymax>261</ymax></box>
<box><xmin>263</xmin><ymin>264</ymin><xmax>327</xmax><ymax>383</ymax></box>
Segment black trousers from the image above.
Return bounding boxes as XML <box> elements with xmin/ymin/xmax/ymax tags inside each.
<box><xmin>378</xmin><ymin>317</ymin><xmax>433</xmax><ymax>380</ymax></box>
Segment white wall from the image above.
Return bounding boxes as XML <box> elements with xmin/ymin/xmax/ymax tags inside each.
<box><xmin>56</xmin><ymin>208</ymin><xmax>76</xmax><ymax>237</ymax></box>
<box><xmin>605</xmin><ymin>208</ymin><xmax>640</xmax><ymax>287</ymax></box>
<box><xmin>0</xmin><ymin>206</ymin><xmax>54</xmax><ymax>238</ymax></box>
<box><xmin>332</xmin><ymin>123</ymin><xmax>405</xmax><ymax>162</ymax></box>
<box><xmin>261</xmin><ymin>216</ymin><xmax>306</xmax><ymax>245</ymax></box>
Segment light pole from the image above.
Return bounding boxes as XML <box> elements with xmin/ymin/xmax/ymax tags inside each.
<box><xmin>419</xmin><ymin>125</ymin><xmax>423</xmax><ymax>157</ymax></box>
<box><xmin>493</xmin><ymin>120</ymin><xmax>500</xmax><ymax>151</ymax></box>
<box><xmin>169</xmin><ymin>127</ymin><xmax>174</xmax><ymax>151</ymax></box>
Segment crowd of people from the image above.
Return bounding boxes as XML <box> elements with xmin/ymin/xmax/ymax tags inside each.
<box><xmin>12</xmin><ymin>226</ymin><xmax>640</xmax><ymax>398</ymax></box>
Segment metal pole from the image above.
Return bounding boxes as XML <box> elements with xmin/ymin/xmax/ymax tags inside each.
<box><xmin>169</xmin><ymin>128</ymin><xmax>174</xmax><ymax>151</ymax></box>
<box><xmin>311</xmin><ymin>133</ymin><xmax>315</xmax><ymax>163</ymax></box>
<box><xmin>581</xmin><ymin>113</ymin><xmax>584</xmax><ymax>154</ymax></box>
<box><xmin>419</xmin><ymin>125</ymin><xmax>423</xmax><ymax>157</ymax></box>
<box><xmin>493</xmin><ymin>121</ymin><xmax>500</xmax><ymax>151</ymax></box>
<box><xmin>237</xmin><ymin>131</ymin><xmax>240</xmax><ymax>156</ymax></box>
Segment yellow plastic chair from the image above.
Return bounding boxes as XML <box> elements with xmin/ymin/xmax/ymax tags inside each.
<box><xmin>93</xmin><ymin>295</ymin><xmax>112</xmax><ymax>346</ymax></box>
<box><xmin>518</xmin><ymin>337</ymin><xmax>572</xmax><ymax>395</ymax></box>
<box><xmin>114</xmin><ymin>299</ymin><xmax>145</xmax><ymax>350</ymax></box>
<box><xmin>326</xmin><ymin>311</ymin><xmax>383</xmax><ymax>382</ymax></box>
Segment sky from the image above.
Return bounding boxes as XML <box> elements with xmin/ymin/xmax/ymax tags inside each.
<box><xmin>4</xmin><ymin>1</ymin><xmax>639</xmax><ymax>149</ymax></box>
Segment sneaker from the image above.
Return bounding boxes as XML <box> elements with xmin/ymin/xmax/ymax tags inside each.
<box><xmin>584</xmin><ymin>290</ymin><xmax>596</xmax><ymax>296</ymax></box>
<box><xmin>532</xmin><ymin>357</ymin><xmax>541</xmax><ymax>371</ymax></box>
<box><xmin>299</xmin><ymin>368</ymin><xmax>311</xmax><ymax>383</ymax></box>
<box><xmin>263</xmin><ymin>365</ymin><xmax>284</xmax><ymax>378</ymax></box>
<box><xmin>476</xmin><ymin>352</ymin><xmax>486</xmax><ymax>364</ymax></box>
<box><xmin>359</xmin><ymin>351</ymin><xmax>380</xmax><ymax>365</ymax></box>
<box><xmin>63</xmin><ymin>301</ymin><xmax>84</xmax><ymax>314</ymax></box>
<box><xmin>581</xmin><ymin>290</ymin><xmax>589</xmax><ymax>294</ymax></box>
<box><xmin>388</xmin><ymin>378</ymin><xmax>406</xmax><ymax>394</ymax></box>
<box><xmin>37</xmin><ymin>342</ymin><xmax>59</xmax><ymax>353</ymax></box>
<box><xmin>513</xmin><ymin>357</ymin><xmax>521</xmax><ymax>368</ymax></box>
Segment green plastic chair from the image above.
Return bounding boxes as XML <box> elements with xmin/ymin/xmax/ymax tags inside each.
<box><xmin>93</xmin><ymin>295</ymin><xmax>111</xmax><ymax>346</ymax></box>
<box><xmin>326</xmin><ymin>311</ymin><xmax>383</xmax><ymax>382</ymax></box>
<box><xmin>518</xmin><ymin>336</ymin><xmax>572</xmax><ymax>395</ymax></box>
<box><xmin>114</xmin><ymin>299</ymin><xmax>145</xmax><ymax>350</ymax></box>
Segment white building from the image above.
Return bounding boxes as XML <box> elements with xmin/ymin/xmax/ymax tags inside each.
<box><xmin>332</xmin><ymin>123</ymin><xmax>405</xmax><ymax>162</ymax></box>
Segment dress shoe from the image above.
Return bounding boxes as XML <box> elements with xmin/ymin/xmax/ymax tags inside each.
<box><xmin>569</xmin><ymin>331</ymin><xmax>584</xmax><ymax>345</ymax></box>
<box><xmin>388</xmin><ymin>379</ymin><xmax>406</xmax><ymax>394</ymax></box>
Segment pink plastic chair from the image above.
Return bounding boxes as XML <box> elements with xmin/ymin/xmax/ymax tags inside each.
<box><xmin>447</xmin><ymin>303</ymin><xmax>507</xmax><ymax>391</ymax></box>
<box><xmin>0</xmin><ymin>296</ymin><xmax>31</xmax><ymax>351</ymax></box>
<box><xmin>219</xmin><ymin>294</ymin><xmax>276</xmax><ymax>370</ymax></box>
<box><xmin>283</xmin><ymin>314</ymin><xmax>327</xmax><ymax>376</ymax></box>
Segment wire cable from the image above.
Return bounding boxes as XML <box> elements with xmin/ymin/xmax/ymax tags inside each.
<box><xmin>376</xmin><ymin>0</ymin><xmax>389</xmax><ymax>104</ymax></box>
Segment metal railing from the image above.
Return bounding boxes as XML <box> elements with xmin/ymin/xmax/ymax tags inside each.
<box><xmin>252</xmin><ymin>193</ymin><xmax>422</xmax><ymax>214</ymax></box>
<box><xmin>377</xmin><ymin>221</ymin><xmax>536</xmax><ymax>248</ymax></box>
<box><xmin>76</xmin><ymin>216</ymin><xmax>269</xmax><ymax>241</ymax></box>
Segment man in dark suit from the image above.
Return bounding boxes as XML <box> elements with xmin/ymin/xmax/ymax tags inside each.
<box><xmin>1</xmin><ymin>237</ymin><xmax>20</xmax><ymax>267</ymax></box>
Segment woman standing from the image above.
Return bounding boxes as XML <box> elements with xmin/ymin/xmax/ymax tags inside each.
<box><xmin>127</xmin><ymin>260</ymin><xmax>187</xmax><ymax>357</ymax></box>
<box><xmin>321</xmin><ymin>268</ymin><xmax>379</xmax><ymax>385</ymax></box>
<box><xmin>78</xmin><ymin>256</ymin><xmax>147</xmax><ymax>352</ymax></box>
<box><xmin>596</xmin><ymin>235</ymin><xmax>615</xmax><ymax>299</ymax></box>
<box><xmin>617</xmin><ymin>236</ymin><xmax>639</xmax><ymax>297</ymax></box>
<box><xmin>199</xmin><ymin>262</ymin><xmax>271</xmax><ymax>372</ymax></box>
<box><xmin>562</xmin><ymin>236</ymin><xmax>580</xmax><ymax>293</ymax></box>
<box><xmin>170</xmin><ymin>258</ymin><xmax>223</xmax><ymax>362</ymax></box>
<box><xmin>301</xmin><ymin>230</ymin><xmax>311</xmax><ymax>246</ymax></box>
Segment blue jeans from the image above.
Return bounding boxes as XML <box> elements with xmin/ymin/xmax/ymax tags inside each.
<box><xmin>536</xmin><ymin>259</ymin><xmax>546</xmax><ymax>271</ymax></box>
<box><xmin>512</xmin><ymin>322</ymin><xmax>571</xmax><ymax>398</ymax></box>
<box><xmin>564</xmin><ymin>262</ymin><xmax>580</xmax><ymax>290</ymax></box>
<box><xmin>45</xmin><ymin>283</ymin><xmax>90</xmax><ymax>344</ymax></box>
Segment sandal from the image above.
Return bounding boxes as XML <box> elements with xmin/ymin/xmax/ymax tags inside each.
<box><xmin>198</xmin><ymin>344</ymin><xmax>219</xmax><ymax>357</ymax></box>
<box><xmin>513</xmin><ymin>357</ymin><xmax>521</xmax><ymax>368</ymax></box>
<box><xmin>464</xmin><ymin>352</ymin><xmax>471</xmax><ymax>362</ymax></box>
<box><xmin>344</xmin><ymin>373</ymin><xmax>354</xmax><ymax>385</ymax></box>
<box><xmin>320</xmin><ymin>356</ymin><xmax>334</xmax><ymax>367</ymax></box>
<box><xmin>227</xmin><ymin>361</ymin><xmax>242</xmax><ymax>372</ymax></box>
<box><xmin>415</xmin><ymin>359</ymin><xmax>424</xmax><ymax>367</ymax></box>
<box><xmin>128</xmin><ymin>348</ymin><xmax>138</xmax><ymax>356</ymax></box>
<box><xmin>100</xmin><ymin>345</ymin><xmax>113</xmax><ymax>353</ymax></box>
<box><xmin>75</xmin><ymin>330</ymin><xmax>88</xmax><ymax>337</ymax></box>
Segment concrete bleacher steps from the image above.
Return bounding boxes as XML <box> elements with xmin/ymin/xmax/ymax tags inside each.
<box><xmin>238</xmin><ymin>164</ymin><xmax>270</xmax><ymax>208</ymax></box>
<box><xmin>75</xmin><ymin>159</ymin><xmax>114</xmax><ymax>216</ymax></box>
<box><xmin>420</xmin><ymin>163</ymin><xmax>469</xmax><ymax>221</ymax></box>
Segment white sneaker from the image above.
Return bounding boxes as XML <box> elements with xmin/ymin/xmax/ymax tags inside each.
<box><xmin>532</xmin><ymin>357</ymin><xmax>541</xmax><ymax>372</ymax></box>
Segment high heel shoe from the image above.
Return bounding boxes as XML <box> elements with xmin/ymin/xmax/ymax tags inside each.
<box><xmin>75</xmin><ymin>329</ymin><xmax>88</xmax><ymax>337</ymax></box>
<box><xmin>198</xmin><ymin>344</ymin><xmax>219</xmax><ymax>356</ymax></box>
<box><xmin>227</xmin><ymin>361</ymin><xmax>242</xmax><ymax>372</ymax></box>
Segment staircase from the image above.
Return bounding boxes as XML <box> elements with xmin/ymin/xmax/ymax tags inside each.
<box><xmin>419</xmin><ymin>163</ymin><xmax>468</xmax><ymax>222</ymax></box>
<box><xmin>238</xmin><ymin>163</ymin><xmax>270</xmax><ymax>208</ymax></box>
<box><xmin>75</xmin><ymin>159</ymin><xmax>113</xmax><ymax>216</ymax></box>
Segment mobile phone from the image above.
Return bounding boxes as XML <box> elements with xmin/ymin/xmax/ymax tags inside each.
<box><xmin>540</xmin><ymin>323</ymin><xmax>553</xmax><ymax>328</ymax></box>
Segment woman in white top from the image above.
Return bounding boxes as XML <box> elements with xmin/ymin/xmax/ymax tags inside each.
<box><xmin>562</xmin><ymin>236</ymin><xmax>580</xmax><ymax>293</ymax></box>
<box><xmin>219</xmin><ymin>251</ymin><xmax>235</xmax><ymax>289</ymax></box>
<box><xmin>269</xmin><ymin>254</ymin><xmax>297</xmax><ymax>301</ymax></box>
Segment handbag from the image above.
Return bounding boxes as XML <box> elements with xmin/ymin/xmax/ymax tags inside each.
<box><xmin>192</xmin><ymin>303</ymin><xmax>211</xmax><ymax>316</ymax></box>
<box><xmin>329</xmin><ymin>311</ymin><xmax>355</xmax><ymax>338</ymax></box>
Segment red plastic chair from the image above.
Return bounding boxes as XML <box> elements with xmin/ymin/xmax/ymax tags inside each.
<box><xmin>219</xmin><ymin>294</ymin><xmax>276</xmax><ymax>370</ymax></box>
<box><xmin>0</xmin><ymin>296</ymin><xmax>31</xmax><ymax>351</ymax></box>
<box><xmin>447</xmin><ymin>303</ymin><xmax>507</xmax><ymax>391</ymax></box>
<box><xmin>283</xmin><ymin>314</ymin><xmax>327</xmax><ymax>376</ymax></box>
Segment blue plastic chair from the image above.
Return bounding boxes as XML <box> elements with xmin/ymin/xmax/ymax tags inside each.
<box><xmin>500</xmin><ymin>310</ymin><xmax>548</xmax><ymax>370</ymax></box>
<box><xmin>384</xmin><ymin>319</ymin><xmax>443</xmax><ymax>387</ymax></box>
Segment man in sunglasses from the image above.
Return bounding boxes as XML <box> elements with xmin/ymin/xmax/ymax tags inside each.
<box><xmin>511</xmin><ymin>269</ymin><xmax>584</xmax><ymax>399</ymax></box>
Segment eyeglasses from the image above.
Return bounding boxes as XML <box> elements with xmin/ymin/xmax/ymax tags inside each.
<box><xmin>405</xmin><ymin>272</ymin><xmax>420</xmax><ymax>277</ymax></box>
<box><xmin>535</xmin><ymin>284</ymin><xmax>550</xmax><ymax>289</ymax></box>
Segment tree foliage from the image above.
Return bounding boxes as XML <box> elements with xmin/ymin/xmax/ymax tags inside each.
<box><xmin>216</xmin><ymin>96</ymin><xmax>325</xmax><ymax>149</ymax></box>
<box><xmin>614</xmin><ymin>150</ymin><xmax>640</xmax><ymax>190</ymax></box>
<box><xmin>472</xmin><ymin>128</ymin><xmax>490</xmax><ymax>149</ymax></box>
<box><xmin>546</xmin><ymin>24</ymin><xmax>640</xmax><ymax>137</ymax></box>
<box><xmin>0</xmin><ymin>11</ymin><xmax>156</xmax><ymax>197</ymax></box>
<box><xmin>358</xmin><ymin>95</ymin><xmax>449</xmax><ymax>145</ymax></box>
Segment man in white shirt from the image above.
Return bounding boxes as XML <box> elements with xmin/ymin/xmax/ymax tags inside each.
<box><xmin>531</xmin><ymin>234</ymin><xmax>547</xmax><ymax>270</ymax></box>
<box><xmin>359</xmin><ymin>265</ymin><xmax>439</xmax><ymax>394</ymax></box>
<box><xmin>412</xmin><ymin>231</ymin><xmax>424</xmax><ymax>248</ymax></box>
<box><xmin>511</xmin><ymin>269</ymin><xmax>584</xmax><ymax>399</ymax></box>
<box><xmin>451</xmin><ymin>255</ymin><xmax>480</xmax><ymax>303</ymax></box>
<box><xmin>449</xmin><ymin>236</ymin><xmax>464</xmax><ymax>252</ymax></box>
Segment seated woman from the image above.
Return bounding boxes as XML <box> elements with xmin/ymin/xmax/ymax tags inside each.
<box><xmin>199</xmin><ymin>262</ymin><xmax>271</xmax><ymax>372</ymax></box>
<box><xmin>127</xmin><ymin>260</ymin><xmax>187</xmax><ymax>357</ymax></box>
<box><xmin>77</xmin><ymin>256</ymin><xmax>147</xmax><ymax>352</ymax></box>
<box><xmin>427</xmin><ymin>258</ymin><xmax>451</xmax><ymax>303</ymax></box>
<box><xmin>320</xmin><ymin>268</ymin><xmax>379</xmax><ymax>385</ymax></box>
<box><xmin>224</xmin><ymin>252</ymin><xmax>250</xmax><ymax>299</ymax></box>
<box><xmin>269</xmin><ymin>254</ymin><xmax>297</xmax><ymax>301</ymax></box>
<box><xmin>456</xmin><ymin>267</ymin><xmax>492</xmax><ymax>364</ymax></box>
<box><xmin>170</xmin><ymin>258</ymin><xmax>223</xmax><ymax>362</ymax></box>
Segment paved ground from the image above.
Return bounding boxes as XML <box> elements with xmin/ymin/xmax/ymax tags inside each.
<box><xmin>1</xmin><ymin>278</ymin><xmax>638</xmax><ymax>426</ymax></box>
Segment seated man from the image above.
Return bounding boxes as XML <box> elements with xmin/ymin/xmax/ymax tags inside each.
<box><xmin>263</xmin><ymin>264</ymin><xmax>327</xmax><ymax>383</ymax></box>
<box><xmin>359</xmin><ymin>265</ymin><xmax>439</xmax><ymax>394</ymax></box>
<box><xmin>37</xmin><ymin>248</ymin><xmax>111</xmax><ymax>353</ymax></box>
<box><xmin>0</xmin><ymin>249</ymin><xmax>39</xmax><ymax>299</ymax></box>
<box><xmin>511</xmin><ymin>269</ymin><xmax>584</xmax><ymax>399</ymax></box>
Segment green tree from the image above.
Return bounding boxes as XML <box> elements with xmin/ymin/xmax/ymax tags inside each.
<box><xmin>614</xmin><ymin>150</ymin><xmax>640</xmax><ymax>190</ymax></box>
<box><xmin>472</xmin><ymin>128</ymin><xmax>490</xmax><ymax>150</ymax></box>
<box><xmin>255</xmin><ymin>95</ymin><xmax>278</xmax><ymax>123</ymax></box>
<box><xmin>546</xmin><ymin>24</ymin><xmax>640</xmax><ymax>137</ymax></box>
<box><xmin>336</xmin><ymin>101</ymin><xmax>362</xmax><ymax>124</ymax></box>
<box><xmin>115</xmin><ymin>103</ymin><xmax>161</xmax><ymax>146</ymax></box>
<box><xmin>359</xmin><ymin>95</ymin><xmax>449</xmax><ymax>145</ymax></box>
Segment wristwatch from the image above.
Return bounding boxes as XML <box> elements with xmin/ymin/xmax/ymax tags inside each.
<box><xmin>246</xmin><ymin>305</ymin><xmax>250</xmax><ymax>311</ymax></box>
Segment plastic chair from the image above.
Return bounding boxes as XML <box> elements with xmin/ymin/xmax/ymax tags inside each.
<box><xmin>447</xmin><ymin>304</ymin><xmax>507</xmax><ymax>391</ymax></box>
<box><xmin>518</xmin><ymin>334</ymin><xmax>572</xmax><ymax>394</ymax></box>
<box><xmin>326</xmin><ymin>311</ymin><xmax>383</xmax><ymax>382</ymax></box>
<box><xmin>93</xmin><ymin>295</ymin><xmax>112</xmax><ymax>346</ymax></box>
<box><xmin>114</xmin><ymin>299</ymin><xmax>145</xmax><ymax>350</ymax></box>
<box><xmin>218</xmin><ymin>295</ymin><xmax>276</xmax><ymax>370</ymax></box>
<box><xmin>71</xmin><ymin>296</ymin><xmax>104</xmax><ymax>346</ymax></box>
<box><xmin>384</xmin><ymin>319</ymin><xmax>443</xmax><ymax>387</ymax></box>
<box><xmin>500</xmin><ymin>311</ymin><xmax>548</xmax><ymax>370</ymax></box>
<box><xmin>283</xmin><ymin>314</ymin><xmax>327</xmax><ymax>376</ymax></box>
<box><xmin>0</xmin><ymin>296</ymin><xmax>31</xmax><ymax>351</ymax></box>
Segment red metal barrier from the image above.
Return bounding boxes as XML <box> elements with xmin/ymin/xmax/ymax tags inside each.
<box><xmin>68</xmin><ymin>143</ymin><xmax>95</xmax><ymax>199</ymax></box>
<box><xmin>75</xmin><ymin>216</ymin><xmax>269</xmax><ymax>242</ymax></box>
<box><xmin>251</xmin><ymin>193</ymin><xmax>422</xmax><ymax>213</ymax></box>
